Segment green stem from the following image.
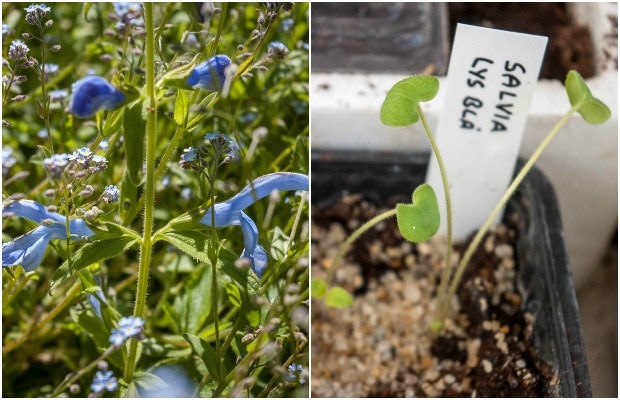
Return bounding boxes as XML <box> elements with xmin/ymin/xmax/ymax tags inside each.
<box><xmin>206</xmin><ymin>162</ymin><xmax>222</xmax><ymax>382</ymax></box>
<box><xmin>124</xmin><ymin>3</ymin><xmax>157</xmax><ymax>382</ymax></box>
<box><xmin>438</xmin><ymin>106</ymin><xmax>578</xmax><ymax>325</ymax></box>
<box><xmin>327</xmin><ymin>208</ymin><xmax>397</xmax><ymax>285</ymax></box>
<box><xmin>415</xmin><ymin>106</ymin><xmax>453</xmax><ymax>333</ymax></box>
<box><xmin>51</xmin><ymin>345</ymin><xmax>117</xmax><ymax>397</ymax></box>
<box><xmin>209</xmin><ymin>3</ymin><xmax>227</xmax><ymax>57</ymax></box>
<box><xmin>284</xmin><ymin>191</ymin><xmax>307</xmax><ymax>258</ymax></box>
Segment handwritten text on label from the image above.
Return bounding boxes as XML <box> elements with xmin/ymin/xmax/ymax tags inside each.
<box><xmin>459</xmin><ymin>57</ymin><xmax>527</xmax><ymax>133</ymax></box>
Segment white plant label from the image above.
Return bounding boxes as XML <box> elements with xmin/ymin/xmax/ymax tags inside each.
<box><xmin>426</xmin><ymin>23</ymin><xmax>548</xmax><ymax>240</ymax></box>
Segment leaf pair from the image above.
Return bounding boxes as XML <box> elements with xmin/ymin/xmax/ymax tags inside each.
<box><xmin>565</xmin><ymin>70</ymin><xmax>611</xmax><ymax>124</ymax></box>
<box><xmin>382</xmin><ymin>72</ymin><xmax>611</xmax><ymax>126</ymax></box>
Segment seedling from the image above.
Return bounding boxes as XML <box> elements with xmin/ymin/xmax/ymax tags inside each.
<box><xmin>313</xmin><ymin>70</ymin><xmax>610</xmax><ymax>334</ymax></box>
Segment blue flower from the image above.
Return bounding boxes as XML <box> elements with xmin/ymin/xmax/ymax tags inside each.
<box><xmin>287</xmin><ymin>363</ymin><xmax>306</xmax><ymax>384</ymax></box>
<box><xmin>106</xmin><ymin>316</ymin><xmax>144</xmax><ymax>347</ymax></box>
<box><xmin>118</xmin><ymin>315</ymin><xmax>145</xmax><ymax>338</ymax></box>
<box><xmin>204</xmin><ymin>132</ymin><xmax>240</xmax><ymax>162</ymax></box>
<box><xmin>43</xmin><ymin>63</ymin><xmax>59</xmax><ymax>80</ymax></box>
<box><xmin>43</xmin><ymin>153</ymin><xmax>69</xmax><ymax>178</ymax></box>
<box><xmin>113</xmin><ymin>2</ymin><xmax>142</xmax><ymax>18</ymax></box>
<box><xmin>2</xmin><ymin>200</ymin><xmax>94</xmax><ymax>272</ymax></box>
<box><xmin>2</xmin><ymin>147</ymin><xmax>17</xmax><ymax>175</ymax></box>
<box><xmin>88</xmin><ymin>282</ymin><xmax>107</xmax><ymax>319</ymax></box>
<box><xmin>8</xmin><ymin>39</ymin><xmax>29</xmax><ymax>61</ymax></box>
<box><xmin>102</xmin><ymin>185</ymin><xmax>120</xmax><ymax>203</ymax></box>
<box><xmin>187</xmin><ymin>55</ymin><xmax>232</xmax><ymax>91</ymax></box>
<box><xmin>268</xmin><ymin>41</ymin><xmax>289</xmax><ymax>59</ymax></box>
<box><xmin>90</xmin><ymin>369</ymin><xmax>118</xmax><ymax>393</ymax></box>
<box><xmin>182</xmin><ymin>147</ymin><xmax>197</xmax><ymax>162</ymax></box>
<box><xmin>69</xmin><ymin>76</ymin><xmax>125</xmax><ymax>118</ymax></box>
<box><xmin>200</xmin><ymin>172</ymin><xmax>308</xmax><ymax>278</ymax></box>
<box><xmin>24</xmin><ymin>4</ymin><xmax>51</xmax><ymax>25</ymax></box>
<box><xmin>108</xmin><ymin>329</ymin><xmax>126</xmax><ymax>347</ymax></box>
<box><xmin>49</xmin><ymin>89</ymin><xmax>68</xmax><ymax>103</ymax></box>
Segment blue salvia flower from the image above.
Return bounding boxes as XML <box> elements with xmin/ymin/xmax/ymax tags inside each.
<box><xmin>68</xmin><ymin>76</ymin><xmax>125</xmax><ymax>118</ymax></box>
<box><xmin>187</xmin><ymin>55</ymin><xmax>232</xmax><ymax>91</ymax></box>
<box><xmin>200</xmin><ymin>172</ymin><xmax>309</xmax><ymax>278</ymax></box>
<box><xmin>88</xmin><ymin>278</ymin><xmax>107</xmax><ymax>319</ymax></box>
<box><xmin>2</xmin><ymin>200</ymin><xmax>94</xmax><ymax>272</ymax></box>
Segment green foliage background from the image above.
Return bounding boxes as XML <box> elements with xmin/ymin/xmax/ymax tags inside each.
<box><xmin>2</xmin><ymin>2</ymin><xmax>309</xmax><ymax>397</ymax></box>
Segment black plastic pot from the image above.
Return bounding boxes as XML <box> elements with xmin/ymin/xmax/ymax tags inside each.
<box><xmin>312</xmin><ymin>150</ymin><xmax>591</xmax><ymax>397</ymax></box>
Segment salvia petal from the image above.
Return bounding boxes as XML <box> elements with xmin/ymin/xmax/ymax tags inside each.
<box><xmin>69</xmin><ymin>76</ymin><xmax>125</xmax><ymax>118</ymax></box>
<box><xmin>1</xmin><ymin>226</ymin><xmax>53</xmax><ymax>272</ymax></box>
<box><xmin>200</xmin><ymin>172</ymin><xmax>308</xmax><ymax>277</ymax></box>
<box><xmin>2</xmin><ymin>200</ymin><xmax>94</xmax><ymax>271</ymax></box>
<box><xmin>239</xmin><ymin>211</ymin><xmax>268</xmax><ymax>278</ymax></box>
<box><xmin>187</xmin><ymin>55</ymin><xmax>232</xmax><ymax>91</ymax></box>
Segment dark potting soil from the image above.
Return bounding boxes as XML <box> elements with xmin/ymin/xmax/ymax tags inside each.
<box><xmin>311</xmin><ymin>194</ymin><xmax>556</xmax><ymax>397</ymax></box>
<box><xmin>448</xmin><ymin>3</ymin><xmax>595</xmax><ymax>81</ymax></box>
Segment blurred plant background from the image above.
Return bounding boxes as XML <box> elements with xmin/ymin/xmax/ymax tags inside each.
<box><xmin>2</xmin><ymin>2</ymin><xmax>308</xmax><ymax>397</ymax></box>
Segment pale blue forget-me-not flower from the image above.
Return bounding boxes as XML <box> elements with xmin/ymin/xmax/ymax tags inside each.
<box><xmin>200</xmin><ymin>172</ymin><xmax>308</xmax><ymax>278</ymax></box>
<box><xmin>2</xmin><ymin>200</ymin><xmax>94</xmax><ymax>271</ymax></box>
<box><xmin>90</xmin><ymin>369</ymin><xmax>118</xmax><ymax>393</ymax></box>
<box><xmin>69</xmin><ymin>76</ymin><xmax>125</xmax><ymax>118</ymax></box>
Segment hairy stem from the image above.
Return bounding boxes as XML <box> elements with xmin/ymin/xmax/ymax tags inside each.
<box><xmin>124</xmin><ymin>2</ymin><xmax>157</xmax><ymax>382</ymax></box>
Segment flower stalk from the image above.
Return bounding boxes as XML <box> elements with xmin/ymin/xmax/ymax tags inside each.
<box><xmin>124</xmin><ymin>2</ymin><xmax>156</xmax><ymax>382</ymax></box>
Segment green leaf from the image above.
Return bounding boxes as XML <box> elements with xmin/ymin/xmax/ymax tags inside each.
<box><xmin>83</xmin><ymin>3</ymin><xmax>93</xmax><ymax>22</ymax></box>
<box><xmin>186</xmin><ymin>92</ymin><xmax>217</xmax><ymax>132</ymax></box>
<box><xmin>396</xmin><ymin>183</ymin><xmax>440</xmax><ymax>243</ymax></box>
<box><xmin>223</xmin><ymin>281</ymin><xmax>242</xmax><ymax>307</ymax></box>
<box><xmin>123</xmin><ymin>100</ymin><xmax>145</xmax><ymax>186</ymax></box>
<box><xmin>268</xmin><ymin>226</ymin><xmax>289</xmax><ymax>260</ymax></box>
<box><xmin>70</xmin><ymin>308</ymin><xmax>124</xmax><ymax>368</ymax></box>
<box><xmin>36</xmin><ymin>99</ymin><xmax>48</xmax><ymax>120</ymax></box>
<box><xmin>159</xmin><ymin>230</ymin><xmax>263</xmax><ymax>298</ymax></box>
<box><xmin>172</xmin><ymin>264</ymin><xmax>213</xmax><ymax>333</ymax></box>
<box><xmin>311</xmin><ymin>278</ymin><xmax>327</xmax><ymax>299</ymax></box>
<box><xmin>237</xmin><ymin>53</ymin><xmax>255</xmax><ymax>77</ymax></box>
<box><xmin>380</xmin><ymin>75</ymin><xmax>439</xmax><ymax>126</ymax></box>
<box><xmin>183</xmin><ymin>333</ymin><xmax>222</xmax><ymax>381</ymax></box>
<box><xmin>565</xmin><ymin>70</ymin><xmax>611</xmax><ymax>124</ymax></box>
<box><xmin>174</xmin><ymin>89</ymin><xmax>189</xmax><ymax>126</ymax></box>
<box><xmin>102</xmin><ymin>107</ymin><xmax>124</xmax><ymax>136</ymax></box>
<box><xmin>50</xmin><ymin>236</ymin><xmax>138</xmax><ymax>291</ymax></box>
<box><xmin>325</xmin><ymin>286</ymin><xmax>353</xmax><ymax>308</ymax></box>
<box><xmin>159</xmin><ymin>54</ymin><xmax>200</xmax><ymax>90</ymax></box>
<box><xmin>133</xmin><ymin>371</ymin><xmax>168</xmax><ymax>392</ymax></box>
